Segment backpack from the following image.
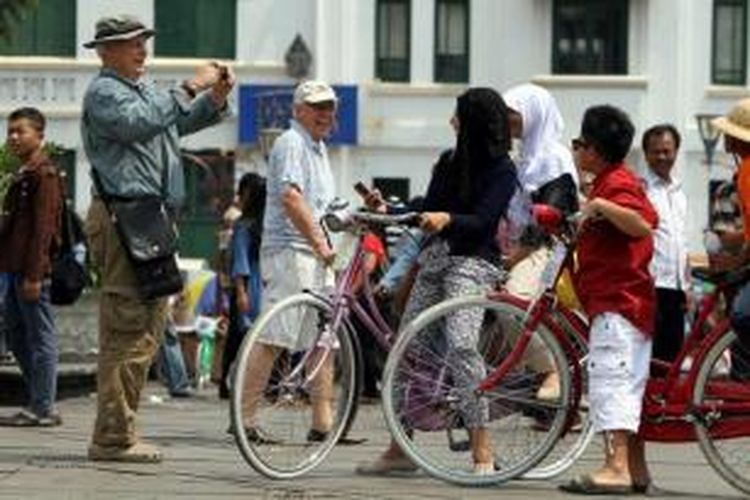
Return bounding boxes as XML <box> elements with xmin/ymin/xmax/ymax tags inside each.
<box><xmin>50</xmin><ymin>176</ymin><xmax>88</xmax><ymax>306</ymax></box>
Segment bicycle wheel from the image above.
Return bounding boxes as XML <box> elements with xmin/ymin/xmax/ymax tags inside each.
<box><xmin>381</xmin><ymin>295</ymin><xmax>572</xmax><ymax>486</ymax></box>
<box><xmin>231</xmin><ymin>292</ymin><xmax>359</xmax><ymax>479</ymax></box>
<box><xmin>693</xmin><ymin>328</ymin><xmax>750</xmax><ymax>494</ymax></box>
<box><xmin>524</xmin><ymin>307</ymin><xmax>594</xmax><ymax>479</ymax></box>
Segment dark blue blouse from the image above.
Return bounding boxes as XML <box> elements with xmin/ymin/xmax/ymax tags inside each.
<box><xmin>423</xmin><ymin>153</ymin><xmax>517</xmax><ymax>265</ymax></box>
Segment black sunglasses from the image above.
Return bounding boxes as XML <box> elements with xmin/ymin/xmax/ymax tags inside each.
<box><xmin>306</xmin><ymin>101</ymin><xmax>336</xmax><ymax>112</ymax></box>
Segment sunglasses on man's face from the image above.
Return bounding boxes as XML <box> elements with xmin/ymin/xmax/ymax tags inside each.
<box><xmin>306</xmin><ymin>101</ymin><xmax>336</xmax><ymax>112</ymax></box>
<box><xmin>571</xmin><ymin>138</ymin><xmax>591</xmax><ymax>151</ymax></box>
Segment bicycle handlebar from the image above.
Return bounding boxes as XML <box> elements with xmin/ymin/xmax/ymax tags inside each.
<box><xmin>322</xmin><ymin>205</ymin><xmax>421</xmax><ymax>234</ymax></box>
<box><xmin>349</xmin><ymin>211</ymin><xmax>421</xmax><ymax>227</ymax></box>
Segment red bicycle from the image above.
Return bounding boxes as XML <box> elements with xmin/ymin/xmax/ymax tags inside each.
<box><xmin>382</xmin><ymin>205</ymin><xmax>750</xmax><ymax>493</ymax></box>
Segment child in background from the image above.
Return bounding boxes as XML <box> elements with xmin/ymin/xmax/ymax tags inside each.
<box><xmin>219</xmin><ymin>173</ymin><xmax>266</xmax><ymax>399</ymax></box>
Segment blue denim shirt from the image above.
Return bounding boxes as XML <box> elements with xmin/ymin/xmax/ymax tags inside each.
<box><xmin>261</xmin><ymin>120</ymin><xmax>336</xmax><ymax>253</ymax></box>
<box><xmin>230</xmin><ymin>221</ymin><xmax>262</xmax><ymax>327</ymax></box>
<box><xmin>81</xmin><ymin>68</ymin><xmax>226</xmax><ymax>208</ymax></box>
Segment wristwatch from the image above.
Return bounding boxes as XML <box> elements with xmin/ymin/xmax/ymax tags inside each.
<box><xmin>180</xmin><ymin>80</ymin><xmax>198</xmax><ymax>99</ymax></box>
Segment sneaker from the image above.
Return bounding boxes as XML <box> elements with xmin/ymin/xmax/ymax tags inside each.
<box><xmin>169</xmin><ymin>388</ymin><xmax>193</xmax><ymax>399</ymax></box>
<box><xmin>0</xmin><ymin>409</ymin><xmax>39</xmax><ymax>427</ymax></box>
<box><xmin>307</xmin><ymin>428</ymin><xmax>329</xmax><ymax>442</ymax></box>
<box><xmin>36</xmin><ymin>412</ymin><xmax>63</xmax><ymax>427</ymax></box>
<box><xmin>0</xmin><ymin>409</ymin><xmax>62</xmax><ymax>427</ymax></box>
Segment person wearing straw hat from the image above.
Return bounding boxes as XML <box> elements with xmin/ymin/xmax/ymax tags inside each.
<box><xmin>81</xmin><ymin>14</ymin><xmax>234</xmax><ymax>463</ymax></box>
<box><xmin>709</xmin><ymin>99</ymin><xmax>750</xmax><ymax>378</ymax></box>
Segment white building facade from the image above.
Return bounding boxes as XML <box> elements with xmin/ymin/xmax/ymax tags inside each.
<box><xmin>0</xmin><ymin>0</ymin><xmax>748</xmax><ymax>256</ymax></box>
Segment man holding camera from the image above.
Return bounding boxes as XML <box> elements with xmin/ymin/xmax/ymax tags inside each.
<box><xmin>81</xmin><ymin>14</ymin><xmax>234</xmax><ymax>463</ymax></box>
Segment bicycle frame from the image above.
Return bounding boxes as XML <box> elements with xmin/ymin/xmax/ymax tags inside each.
<box><xmin>291</xmin><ymin>220</ymin><xmax>405</xmax><ymax>390</ymax></box>
<box><xmin>477</xmin><ymin>236</ymin><xmax>585</xmax><ymax>430</ymax></box>
<box><xmin>474</xmin><ymin>204</ymin><xmax>750</xmax><ymax>443</ymax></box>
<box><xmin>640</xmin><ymin>271</ymin><xmax>750</xmax><ymax>442</ymax></box>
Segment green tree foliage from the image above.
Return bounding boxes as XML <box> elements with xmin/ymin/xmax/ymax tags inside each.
<box><xmin>0</xmin><ymin>142</ymin><xmax>63</xmax><ymax>204</ymax></box>
<box><xmin>0</xmin><ymin>0</ymin><xmax>38</xmax><ymax>43</ymax></box>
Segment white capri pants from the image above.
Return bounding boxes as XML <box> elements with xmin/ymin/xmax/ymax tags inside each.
<box><xmin>587</xmin><ymin>312</ymin><xmax>652</xmax><ymax>433</ymax></box>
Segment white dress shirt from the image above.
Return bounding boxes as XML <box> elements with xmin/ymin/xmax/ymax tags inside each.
<box><xmin>642</xmin><ymin>168</ymin><xmax>689</xmax><ymax>290</ymax></box>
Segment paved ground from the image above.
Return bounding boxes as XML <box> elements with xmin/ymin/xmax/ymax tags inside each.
<box><xmin>0</xmin><ymin>383</ymin><xmax>746</xmax><ymax>499</ymax></box>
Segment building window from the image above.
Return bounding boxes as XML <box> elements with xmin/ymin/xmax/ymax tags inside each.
<box><xmin>375</xmin><ymin>0</ymin><xmax>411</xmax><ymax>82</ymax></box>
<box><xmin>712</xmin><ymin>0</ymin><xmax>747</xmax><ymax>85</ymax></box>
<box><xmin>552</xmin><ymin>0</ymin><xmax>628</xmax><ymax>75</ymax></box>
<box><xmin>155</xmin><ymin>0</ymin><xmax>236</xmax><ymax>59</ymax></box>
<box><xmin>0</xmin><ymin>0</ymin><xmax>76</xmax><ymax>56</ymax></box>
<box><xmin>434</xmin><ymin>0</ymin><xmax>469</xmax><ymax>83</ymax></box>
<box><xmin>179</xmin><ymin>149</ymin><xmax>235</xmax><ymax>259</ymax></box>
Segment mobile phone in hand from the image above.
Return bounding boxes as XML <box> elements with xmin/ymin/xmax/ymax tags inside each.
<box><xmin>354</xmin><ymin>182</ymin><xmax>372</xmax><ymax>198</ymax></box>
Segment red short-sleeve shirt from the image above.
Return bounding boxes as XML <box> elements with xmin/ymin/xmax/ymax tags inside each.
<box><xmin>574</xmin><ymin>163</ymin><xmax>658</xmax><ymax>336</ymax></box>
<box><xmin>362</xmin><ymin>232</ymin><xmax>387</xmax><ymax>267</ymax></box>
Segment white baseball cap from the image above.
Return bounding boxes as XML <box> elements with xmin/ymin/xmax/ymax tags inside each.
<box><xmin>293</xmin><ymin>80</ymin><xmax>338</xmax><ymax>105</ymax></box>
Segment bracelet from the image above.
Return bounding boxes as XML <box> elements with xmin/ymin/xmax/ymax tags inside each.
<box><xmin>180</xmin><ymin>80</ymin><xmax>197</xmax><ymax>99</ymax></box>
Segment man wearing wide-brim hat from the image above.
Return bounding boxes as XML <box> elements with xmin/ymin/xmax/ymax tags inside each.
<box><xmin>709</xmin><ymin>99</ymin><xmax>750</xmax><ymax>376</ymax></box>
<box><xmin>81</xmin><ymin>14</ymin><xmax>235</xmax><ymax>464</ymax></box>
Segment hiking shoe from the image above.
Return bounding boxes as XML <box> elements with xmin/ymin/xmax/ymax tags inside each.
<box><xmin>88</xmin><ymin>441</ymin><xmax>162</xmax><ymax>463</ymax></box>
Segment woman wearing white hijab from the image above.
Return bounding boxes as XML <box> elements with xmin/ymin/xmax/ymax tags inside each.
<box><xmin>500</xmin><ymin>83</ymin><xmax>579</xmax><ymax>399</ymax></box>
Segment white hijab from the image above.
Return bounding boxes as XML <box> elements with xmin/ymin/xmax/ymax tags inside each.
<box><xmin>502</xmin><ymin>83</ymin><xmax>578</xmax><ymax>192</ymax></box>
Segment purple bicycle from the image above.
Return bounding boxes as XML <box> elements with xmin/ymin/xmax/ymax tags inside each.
<box><xmin>230</xmin><ymin>198</ymin><xmax>418</xmax><ymax>478</ymax></box>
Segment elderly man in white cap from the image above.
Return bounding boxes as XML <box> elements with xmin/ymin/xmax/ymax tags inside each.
<box><xmin>236</xmin><ymin>80</ymin><xmax>338</xmax><ymax>444</ymax></box>
<box><xmin>81</xmin><ymin>14</ymin><xmax>234</xmax><ymax>463</ymax></box>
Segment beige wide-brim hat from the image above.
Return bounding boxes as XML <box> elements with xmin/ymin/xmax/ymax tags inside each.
<box><xmin>712</xmin><ymin>98</ymin><xmax>750</xmax><ymax>143</ymax></box>
<box><xmin>83</xmin><ymin>14</ymin><xmax>155</xmax><ymax>48</ymax></box>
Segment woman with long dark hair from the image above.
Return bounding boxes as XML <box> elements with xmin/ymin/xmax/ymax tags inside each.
<box><xmin>357</xmin><ymin>88</ymin><xmax>518</xmax><ymax>475</ymax></box>
<box><xmin>220</xmin><ymin>172</ymin><xmax>266</xmax><ymax>399</ymax></box>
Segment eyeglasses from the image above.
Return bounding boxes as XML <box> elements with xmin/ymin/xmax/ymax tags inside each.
<box><xmin>571</xmin><ymin>137</ymin><xmax>591</xmax><ymax>151</ymax></box>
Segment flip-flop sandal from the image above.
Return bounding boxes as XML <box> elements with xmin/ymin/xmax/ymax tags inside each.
<box><xmin>354</xmin><ymin>457</ymin><xmax>419</xmax><ymax>476</ymax></box>
<box><xmin>559</xmin><ymin>475</ymin><xmax>634</xmax><ymax>495</ymax></box>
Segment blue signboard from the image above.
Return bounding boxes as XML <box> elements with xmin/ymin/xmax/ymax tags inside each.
<box><xmin>238</xmin><ymin>84</ymin><xmax>358</xmax><ymax>146</ymax></box>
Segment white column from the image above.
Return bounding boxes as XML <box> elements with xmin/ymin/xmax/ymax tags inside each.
<box><xmin>411</xmin><ymin>0</ymin><xmax>434</xmax><ymax>83</ymax></box>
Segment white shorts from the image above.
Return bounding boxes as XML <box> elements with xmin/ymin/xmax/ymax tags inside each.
<box><xmin>259</xmin><ymin>248</ymin><xmax>335</xmax><ymax>350</ymax></box>
<box><xmin>587</xmin><ymin>312</ymin><xmax>652</xmax><ymax>433</ymax></box>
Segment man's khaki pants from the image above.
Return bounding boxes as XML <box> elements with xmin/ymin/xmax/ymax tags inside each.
<box><xmin>86</xmin><ymin>199</ymin><xmax>168</xmax><ymax>447</ymax></box>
